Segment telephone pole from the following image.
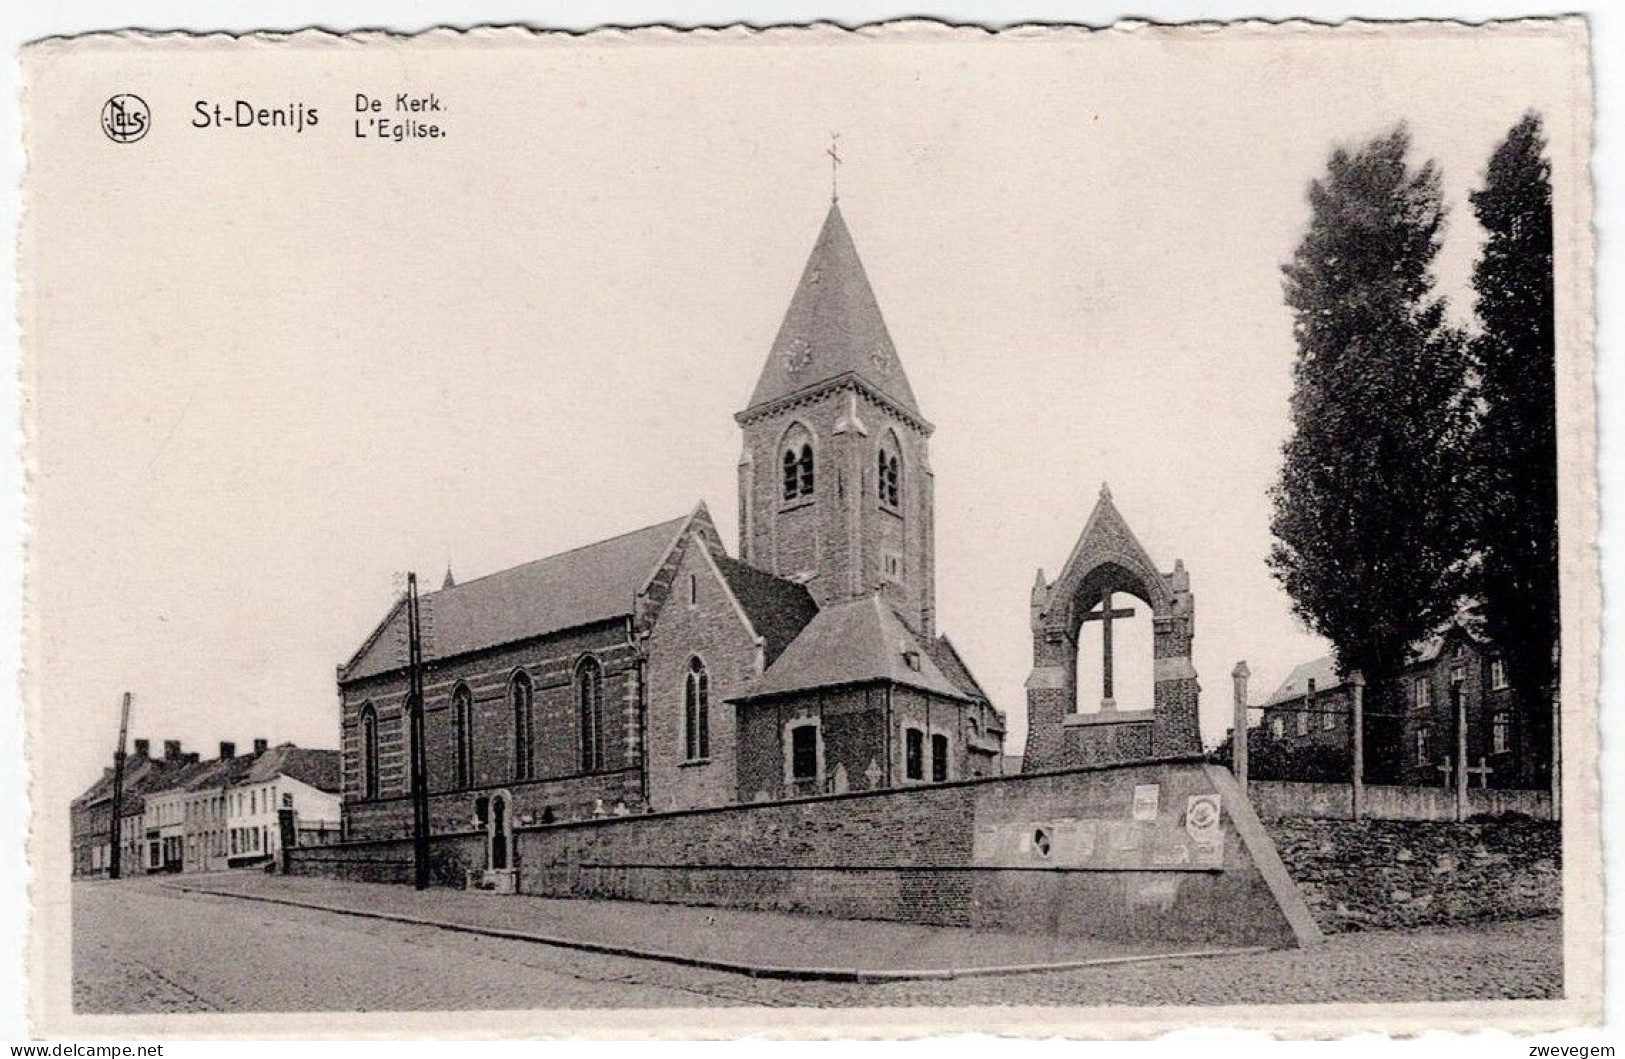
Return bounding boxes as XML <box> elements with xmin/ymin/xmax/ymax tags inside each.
<box><xmin>107</xmin><ymin>692</ymin><xmax>132</xmax><ymax>880</ymax></box>
<box><xmin>405</xmin><ymin>573</ymin><xmax>432</xmax><ymax>889</ymax></box>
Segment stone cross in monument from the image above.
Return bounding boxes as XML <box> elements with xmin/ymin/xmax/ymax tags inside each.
<box><xmin>1081</xmin><ymin>591</ymin><xmax>1136</xmax><ymax>709</ymax></box>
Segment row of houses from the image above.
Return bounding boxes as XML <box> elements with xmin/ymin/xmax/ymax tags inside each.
<box><xmin>1244</xmin><ymin>617</ymin><xmax>1551</xmax><ymax>790</ymax></box>
<box><xmin>71</xmin><ymin>738</ymin><xmax>341</xmax><ymax>877</ymax></box>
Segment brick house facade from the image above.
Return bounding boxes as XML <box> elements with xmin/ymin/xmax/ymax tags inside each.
<box><xmin>1258</xmin><ymin>622</ymin><xmax>1546</xmax><ymax>789</ymax></box>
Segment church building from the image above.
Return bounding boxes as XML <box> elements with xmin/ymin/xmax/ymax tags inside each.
<box><xmin>336</xmin><ymin>202</ymin><xmax>1006</xmax><ymax>846</ymax></box>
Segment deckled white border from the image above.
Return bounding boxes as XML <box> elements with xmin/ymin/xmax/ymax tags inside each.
<box><xmin>8</xmin><ymin>11</ymin><xmax>1607</xmax><ymax>1043</ymax></box>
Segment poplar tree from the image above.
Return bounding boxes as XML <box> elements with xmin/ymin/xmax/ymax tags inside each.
<box><xmin>1469</xmin><ymin>113</ymin><xmax>1557</xmax><ymax>774</ymax></box>
<box><xmin>1268</xmin><ymin>127</ymin><xmax>1473</xmax><ymax>733</ymax></box>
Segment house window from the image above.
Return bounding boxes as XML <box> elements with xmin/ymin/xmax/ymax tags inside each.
<box><xmin>1415</xmin><ymin>728</ymin><xmax>1430</xmax><ymax>766</ymax></box>
<box><xmin>905</xmin><ymin>727</ymin><xmax>925</xmax><ymax>781</ymax></box>
<box><xmin>1322</xmin><ymin>703</ymin><xmax>1336</xmax><ymax>731</ymax></box>
<box><xmin>790</xmin><ymin>723</ymin><xmax>820</xmax><ymax>783</ymax></box>
<box><xmin>578</xmin><ymin>657</ymin><xmax>605</xmax><ymax>773</ymax></box>
<box><xmin>1493</xmin><ymin>711</ymin><xmax>1512</xmax><ymax>755</ymax></box>
<box><xmin>780</xmin><ymin>425</ymin><xmax>815</xmax><ymax>501</ymax></box>
<box><xmin>684</xmin><ymin>657</ymin><xmax>710</xmax><ymax>762</ymax></box>
<box><xmin>1411</xmin><ymin>678</ymin><xmax>1431</xmax><ymax>711</ymax></box>
<box><xmin>1295</xmin><ymin>710</ymin><xmax>1308</xmax><ymax>737</ymax></box>
<box><xmin>1269</xmin><ymin>716</ymin><xmax>1284</xmax><ymax>740</ymax></box>
<box><xmin>360</xmin><ymin>703</ymin><xmax>379</xmax><ymax>800</ymax></box>
<box><xmin>1490</xmin><ymin>659</ymin><xmax>1509</xmax><ymax>690</ymax></box>
<box><xmin>877</xmin><ymin>437</ymin><xmax>901</xmax><ymax>509</ymax></box>
<box><xmin>931</xmin><ymin>733</ymin><xmax>949</xmax><ymax>783</ymax></box>
<box><xmin>452</xmin><ymin>683</ymin><xmax>474</xmax><ymax>788</ymax></box>
<box><xmin>512</xmin><ymin>671</ymin><xmax>535</xmax><ymax>781</ymax></box>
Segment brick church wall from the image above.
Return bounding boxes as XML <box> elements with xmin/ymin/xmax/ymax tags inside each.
<box><xmin>520</xmin><ymin>759</ymin><xmax>1316</xmax><ymax>949</ymax></box>
<box><xmin>339</xmin><ymin>619</ymin><xmax>646</xmax><ymax>840</ymax></box>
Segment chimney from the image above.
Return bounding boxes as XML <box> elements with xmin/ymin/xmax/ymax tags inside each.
<box><xmin>133</xmin><ymin>739</ymin><xmax>150</xmax><ymax>758</ymax></box>
<box><xmin>253</xmin><ymin>738</ymin><xmax>268</xmax><ymax>755</ymax></box>
<box><xmin>219</xmin><ymin>741</ymin><xmax>236</xmax><ymax>760</ymax></box>
<box><xmin>163</xmin><ymin>740</ymin><xmax>182</xmax><ymax>761</ymax></box>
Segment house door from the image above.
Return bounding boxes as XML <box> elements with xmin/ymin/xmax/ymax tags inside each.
<box><xmin>489</xmin><ymin>795</ymin><xmax>509</xmax><ymax>870</ymax></box>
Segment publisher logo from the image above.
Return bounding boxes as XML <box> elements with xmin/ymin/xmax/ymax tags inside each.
<box><xmin>101</xmin><ymin>94</ymin><xmax>150</xmax><ymax>143</ymax></box>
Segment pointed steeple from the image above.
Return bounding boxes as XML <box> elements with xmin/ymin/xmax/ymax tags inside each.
<box><xmin>742</xmin><ymin>202</ymin><xmax>923</xmax><ymax>420</ymax></box>
<box><xmin>441</xmin><ymin>566</ymin><xmax>456</xmax><ymax>591</ymax></box>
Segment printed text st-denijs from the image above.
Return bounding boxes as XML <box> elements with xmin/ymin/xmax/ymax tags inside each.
<box><xmin>193</xmin><ymin>100</ymin><xmax>317</xmax><ymax>133</ymax></box>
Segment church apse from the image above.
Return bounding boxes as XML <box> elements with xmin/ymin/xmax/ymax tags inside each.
<box><xmin>1024</xmin><ymin>485</ymin><xmax>1201</xmax><ymax>770</ymax></box>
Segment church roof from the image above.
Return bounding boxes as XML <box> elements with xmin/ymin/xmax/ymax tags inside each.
<box><xmin>732</xmin><ymin>593</ymin><xmax>972</xmax><ymax>703</ymax></box>
<box><xmin>342</xmin><ymin>515</ymin><xmax>689</xmax><ymax>682</ymax></box>
<box><xmin>742</xmin><ymin>202</ymin><xmax>923</xmax><ymax>421</ymax></box>
<box><xmin>713</xmin><ymin>555</ymin><xmax>819</xmax><ymax>666</ymax></box>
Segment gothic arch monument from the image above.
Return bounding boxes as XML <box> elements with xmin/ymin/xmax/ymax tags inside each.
<box><xmin>1024</xmin><ymin>485</ymin><xmax>1201</xmax><ymax>770</ymax></box>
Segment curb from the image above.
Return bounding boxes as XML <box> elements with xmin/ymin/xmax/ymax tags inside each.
<box><xmin>171</xmin><ymin>883</ymin><xmax>1269</xmax><ymax>982</ymax></box>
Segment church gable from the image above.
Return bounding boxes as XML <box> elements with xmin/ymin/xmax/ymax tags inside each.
<box><xmin>642</xmin><ymin>521</ymin><xmax>793</xmax><ymax>811</ymax></box>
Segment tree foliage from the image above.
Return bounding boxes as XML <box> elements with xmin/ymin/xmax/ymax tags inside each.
<box><xmin>1268</xmin><ymin>127</ymin><xmax>1473</xmax><ymax>710</ymax></box>
<box><xmin>1468</xmin><ymin>113</ymin><xmax>1557</xmax><ymax>769</ymax></box>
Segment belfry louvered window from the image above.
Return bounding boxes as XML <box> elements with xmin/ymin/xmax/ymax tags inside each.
<box><xmin>781</xmin><ymin>425</ymin><xmax>815</xmax><ymax>501</ymax></box>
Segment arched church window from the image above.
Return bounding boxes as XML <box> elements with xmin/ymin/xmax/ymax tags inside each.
<box><xmin>780</xmin><ymin>424</ymin><xmax>815</xmax><ymax>501</ymax></box>
<box><xmin>452</xmin><ymin>683</ymin><xmax>474</xmax><ymax>788</ymax></box>
<box><xmin>511</xmin><ymin>671</ymin><xmax>534</xmax><ymax>781</ymax></box>
<box><xmin>877</xmin><ymin>434</ymin><xmax>901</xmax><ymax>508</ymax></box>
<box><xmin>578</xmin><ymin>657</ymin><xmax>605</xmax><ymax>773</ymax></box>
<box><xmin>684</xmin><ymin>657</ymin><xmax>710</xmax><ymax>762</ymax></box>
<box><xmin>359</xmin><ymin>703</ymin><xmax>379</xmax><ymax>800</ymax></box>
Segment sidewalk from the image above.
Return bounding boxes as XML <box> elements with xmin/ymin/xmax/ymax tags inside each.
<box><xmin>172</xmin><ymin>872</ymin><xmax>1266</xmax><ymax>981</ymax></box>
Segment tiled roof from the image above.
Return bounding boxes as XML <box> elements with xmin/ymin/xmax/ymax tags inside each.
<box><xmin>925</xmin><ymin>634</ymin><xmax>990</xmax><ymax>703</ymax></box>
<box><xmin>743</xmin><ymin>203</ymin><xmax>922</xmax><ymax>420</ymax></box>
<box><xmin>343</xmin><ymin>515</ymin><xmax>689</xmax><ymax>681</ymax></box>
<box><xmin>246</xmin><ymin>745</ymin><xmax>341</xmax><ymax>793</ymax></box>
<box><xmin>1263</xmin><ymin>656</ymin><xmax>1343</xmax><ymax>707</ymax></box>
<box><xmin>733</xmin><ymin>594</ymin><xmax>971</xmax><ymax>703</ymax></box>
<box><xmin>713</xmin><ymin>555</ymin><xmax>818</xmax><ymax>665</ymax></box>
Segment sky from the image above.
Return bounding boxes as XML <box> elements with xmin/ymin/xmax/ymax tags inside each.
<box><xmin>22</xmin><ymin>22</ymin><xmax>1586</xmax><ymax>800</ymax></box>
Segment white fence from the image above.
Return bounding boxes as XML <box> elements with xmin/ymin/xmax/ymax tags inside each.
<box><xmin>1247</xmin><ymin>780</ymin><xmax>1553</xmax><ymax>821</ymax></box>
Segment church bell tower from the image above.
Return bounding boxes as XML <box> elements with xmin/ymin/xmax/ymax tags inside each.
<box><xmin>735</xmin><ymin>201</ymin><xmax>937</xmax><ymax>638</ymax></box>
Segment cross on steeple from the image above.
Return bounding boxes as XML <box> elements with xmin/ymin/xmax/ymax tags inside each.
<box><xmin>826</xmin><ymin>132</ymin><xmax>843</xmax><ymax>203</ymax></box>
<box><xmin>1081</xmin><ymin>591</ymin><xmax>1136</xmax><ymax>707</ymax></box>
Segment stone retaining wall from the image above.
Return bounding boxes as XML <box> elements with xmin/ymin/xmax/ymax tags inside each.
<box><xmin>1266</xmin><ymin>816</ymin><xmax>1560</xmax><ymax>933</ymax></box>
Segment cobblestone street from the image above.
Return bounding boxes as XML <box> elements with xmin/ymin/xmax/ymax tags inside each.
<box><xmin>73</xmin><ymin>877</ymin><xmax>1562</xmax><ymax>1014</ymax></box>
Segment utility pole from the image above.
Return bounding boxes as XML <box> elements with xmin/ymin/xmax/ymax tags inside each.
<box><xmin>107</xmin><ymin>692</ymin><xmax>132</xmax><ymax>880</ymax></box>
<box><xmin>406</xmin><ymin>573</ymin><xmax>432</xmax><ymax>890</ymax></box>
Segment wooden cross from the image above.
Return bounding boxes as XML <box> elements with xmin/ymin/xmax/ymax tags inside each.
<box><xmin>1467</xmin><ymin>756</ymin><xmax>1495</xmax><ymax>789</ymax></box>
<box><xmin>1435</xmin><ymin>756</ymin><xmax>1454</xmax><ymax>787</ymax></box>
<box><xmin>826</xmin><ymin>132</ymin><xmax>843</xmax><ymax>202</ymax></box>
<box><xmin>1081</xmin><ymin>591</ymin><xmax>1136</xmax><ymax>705</ymax></box>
